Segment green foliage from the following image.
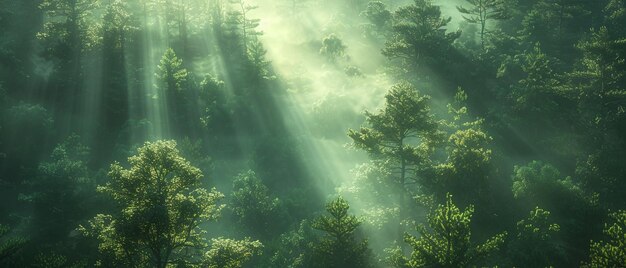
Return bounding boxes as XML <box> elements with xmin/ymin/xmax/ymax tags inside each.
<box><xmin>361</xmin><ymin>1</ymin><xmax>392</xmax><ymax>38</ymax></box>
<box><xmin>511</xmin><ymin>44</ymin><xmax>564</xmax><ymax>114</ymax></box>
<box><xmin>230</xmin><ymin>170</ymin><xmax>284</xmax><ymax>237</ymax></box>
<box><xmin>203</xmin><ymin>237</ymin><xmax>263</xmax><ymax>268</ymax></box>
<box><xmin>37</xmin><ymin>0</ymin><xmax>101</xmax><ymax>50</ymax></box>
<box><xmin>156</xmin><ymin>48</ymin><xmax>189</xmax><ymax>94</ymax></box>
<box><xmin>311</xmin><ymin>197</ymin><xmax>371</xmax><ymax>268</ymax></box>
<box><xmin>571</xmin><ymin>26</ymin><xmax>626</xmax><ymax>126</ymax></box>
<box><xmin>199</xmin><ymin>75</ymin><xmax>228</xmax><ymax>130</ymax></box>
<box><xmin>382</xmin><ymin>0</ymin><xmax>460</xmax><ymax>76</ymax></box>
<box><xmin>392</xmin><ymin>193</ymin><xmax>505</xmax><ymax>267</ymax></box>
<box><xmin>508</xmin><ymin>207</ymin><xmax>563</xmax><ymax>267</ymax></box>
<box><xmin>22</xmin><ymin>134</ymin><xmax>94</xmax><ymax>243</ymax></box>
<box><xmin>270</xmin><ymin>220</ymin><xmax>316</xmax><ymax>268</ymax></box>
<box><xmin>80</xmin><ymin>140</ymin><xmax>224</xmax><ymax>267</ymax></box>
<box><xmin>582</xmin><ymin>210</ymin><xmax>626</xmax><ymax>267</ymax></box>
<box><xmin>320</xmin><ymin>34</ymin><xmax>347</xmax><ymax>63</ymax></box>
<box><xmin>0</xmin><ymin>224</ymin><xmax>26</xmax><ymax>265</ymax></box>
<box><xmin>457</xmin><ymin>0</ymin><xmax>509</xmax><ymax>49</ymax></box>
<box><xmin>348</xmin><ymin>82</ymin><xmax>440</xmax><ymax>186</ymax></box>
<box><xmin>512</xmin><ymin>161</ymin><xmax>587</xmax><ymax>202</ymax></box>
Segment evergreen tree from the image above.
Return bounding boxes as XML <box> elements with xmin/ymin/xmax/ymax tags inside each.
<box><xmin>348</xmin><ymin>82</ymin><xmax>441</xmax><ymax>228</ymax></box>
<box><xmin>311</xmin><ymin>197</ymin><xmax>372</xmax><ymax>268</ymax></box>
<box><xmin>37</xmin><ymin>0</ymin><xmax>100</xmax><ymax>106</ymax></box>
<box><xmin>457</xmin><ymin>0</ymin><xmax>509</xmax><ymax>50</ymax></box>
<box><xmin>361</xmin><ymin>1</ymin><xmax>392</xmax><ymax>39</ymax></box>
<box><xmin>382</xmin><ymin>0</ymin><xmax>460</xmax><ymax>80</ymax></box>
<box><xmin>390</xmin><ymin>193</ymin><xmax>506</xmax><ymax>268</ymax></box>
<box><xmin>155</xmin><ymin>48</ymin><xmax>190</xmax><ymax>136</ymax></box>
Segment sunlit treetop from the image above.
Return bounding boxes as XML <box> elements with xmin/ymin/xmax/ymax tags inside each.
<box><xmin>582</xmin><ymin>210</ymin><xmax>626</xmax><ymax>268</ymax></box>
<box><xmin>203</xmin><ymin>237</ymin><xmax>263</xmax><ymax>268</ymax></box>
<box><xmin>81</xmin><ymin>140</ymin><xmax>224</xmax><ymax>267</ymax></box>
<box><xmin>390</xmin><ymin>193</ymin><xmax>506</xmax><ymax>268</ymax></box>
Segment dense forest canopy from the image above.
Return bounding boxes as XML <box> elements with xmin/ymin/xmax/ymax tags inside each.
<box><xmin>1</xmin><ymin>0</ymin><xmax>625</xmax><ymax>267</ymax></box>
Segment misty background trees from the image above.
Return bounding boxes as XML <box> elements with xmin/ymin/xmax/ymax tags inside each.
<box><xmin>1</xmin><ymin>0</ymin><xmax>625</xmax><ymax>267</ymax></box>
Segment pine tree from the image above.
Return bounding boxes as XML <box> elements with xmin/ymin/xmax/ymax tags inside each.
<box><xmin>311</xmin><ymin>197</ymin><xmax>372</xmax><ymax>268</ymax></box>
<box><xmin>457</xmin><ymin>0</ymin><xmax>509</xmax><ymax>50</ymax></box>
<box><xmin>390</xmin><ymin>193</ymin><xmax>506</xmax><ymax>267</ymax></box>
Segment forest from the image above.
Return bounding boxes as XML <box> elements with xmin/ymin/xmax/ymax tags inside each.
<box><xmin>0</xmin><ymin>0</ymin><xmax>625</xmax><ymax>267</ymax></box>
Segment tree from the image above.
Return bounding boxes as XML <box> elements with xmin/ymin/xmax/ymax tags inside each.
<box><xmin>155</xmin><ymin>48</ymin><xmax>190</xmax><ymax>137</ymax></box>
<box><xmin>382</xmin><ymin>0</ymin><xmax>460</xmax><ymax>79</ymax></box>
<box><xmin>80</xmin><ymin>140</ymin><xmax>224</xmax><ymax>267</ymax></box>
<box><xmin>37</xmin><ymin>0</ymin><xmax>100</xmax><ymax>104</ymax></box>
<box><xmin>228</xmin><ymin>0</ymin><xmax>262</xmax><ymax>53</ymax></box>
<box><xmin>519</xmin><ymin>0</ymin><xmax>591</xmax><ymax>59</ymax></box>
<box><xmin>361</xmin><ymin>1</ymin><xmax>392</xmax><ymax>38</ymax></box>
<box><xmin>348</xmin><ymin>82</ymin><xmax>441</xmax><ymax>225</ymax></box>
<box><xmin>99</xmin><ymin>0</ymin><xmax>134</xmax><ymax>143</ymax></box>
<box><xmin>203</xmin><ymin>237</ymin><xmax>263</xmax><ymax>268</ymax></box>
<box><xmin>508</xmin><ymin>207</ymin><xmax>564</xmax><ymax>267</ymax></box>
<box><xmin>512</xmin><ymin>161</ymin><xmax>602</xmax><ymax>265</ymax></box>
<box><xmin>24</xmin><ymin>135</ymin><xmax>94</xmax><ymax>244</ymax></box>
<box><xmin>457</xmin><ymin>0</ymin><xmax>509</xmax><ymax>50</ymax></box>
<box><xmin>230</xmin><ymin>170</ymin><xmax>284</xmax><ymax>238</ymax></box>
<box><xmin>582</xmin><ymin>210</ymin><xmax>626</xmax><ymax>267</ymax></box>
<box><xmin>319</xmin><ymin>34</ymin><xmax>347</xmax><ymax>63</ymax></box>
<box><xmin>311</xmin><ymin>197</ymin><xmax>372</xmax><ymax>268</ymax></box>
<box><xmin>390</xmin><ymin>193</ymin><xmax>506</xmax><ymax>267</ymax></box>
<box><xmin>0</xmin><ymin>224</ymin><xmax>26</xmax><ymax>266</ymax></box>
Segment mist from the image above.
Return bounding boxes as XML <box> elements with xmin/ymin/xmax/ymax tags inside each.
<box><xmin>1</xmin><ymin>0</ymin><xmax>625</xmax><ymax>267</ymax></box>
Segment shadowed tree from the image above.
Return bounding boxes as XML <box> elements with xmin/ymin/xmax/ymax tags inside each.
<box><xmin>382</xmin><ymin>0</ymin><xmax>460</xmax><ymax>80</ymax></box>
<box><xmin>80</xmin><ymin>140</ymin><xmax>224</xmax><ymax>267</ymax></box>
<box><xmin>23</xmin><ymin>135</ymin><xmax>94</xmax><ymax>245</ymax></box>
<box><xmin>37</xmin><ymin>0</ymin><xmax>100</xmax><ymax>107</ymax></box>
<box><xmin>457</xmin><ymin>0</ymin><xmax>509</xmax><ymax>50</ymax></box>
<box><xmin>361</xmin><ymin>1</ymin><xmax>392</xmax><ymax>38</ymax></box>
<box><xmin>508</xmin><ymin>207</ymin><xmax>564</xmax><ymax>268</ymax></box>
<box><xmin>230</xmin><ymin>170</ymin><xmax>285</xmax><ymax>238</ymax></box>
<box><xmin>320</xmin><ymin>34</ymin><xmax>347</xmax><ymax>63</ymax></box>
<box><xmin>0</xmin><ymin>224</ymin><xmax>26</xmax><ymax>266</ymax></box>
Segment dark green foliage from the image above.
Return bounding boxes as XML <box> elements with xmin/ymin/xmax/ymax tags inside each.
<box><xmin>508</xmin><ymin>207</ymin><xmax>563</xmax><ymax>267</ymax></box>
<box><xmin>320</xmin><ymin>34</ymin><xmax>347</xmax><ymax>63</ymax></box>
<box><xmin>0</xmin><ymin>224</ymin><xmax>26</xmax><ymax>266</ymax></box>
<box><xmin>382</xmin><ymin>0</ymin><xmax>460</xmax><ymax>80</ymax></box>
<box><xmin>269</xmin><ymin>220</ymin><xmax>317</xmax><ymax>268</ymax></box>
<box><xmin>22</xmin><ymin>135</ymin><xmax>94</xmax><ymax>245</ymax></box>
<box><xmin>311</xmin><ymin>197</ymin><xmax>372</xmax><ymax>268</ymax></box>
<box><xmin>230</xmin><ymin>170</ymin><xmax>285</xmax><ymax>238</ymax></box>
<box><xmin>457</xmin><ymin>0</ymin><xmax>509</xmax><ymax>50</ymax></box>
<box><xmin>361</xmin><ymin>1</ymin><xmax>392</xmax><ymax>38</ymax></box>
<box><xmin>1</xmin><ymin>0</ymin><xmax>625</xmax><ymax>267</ymax></box>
